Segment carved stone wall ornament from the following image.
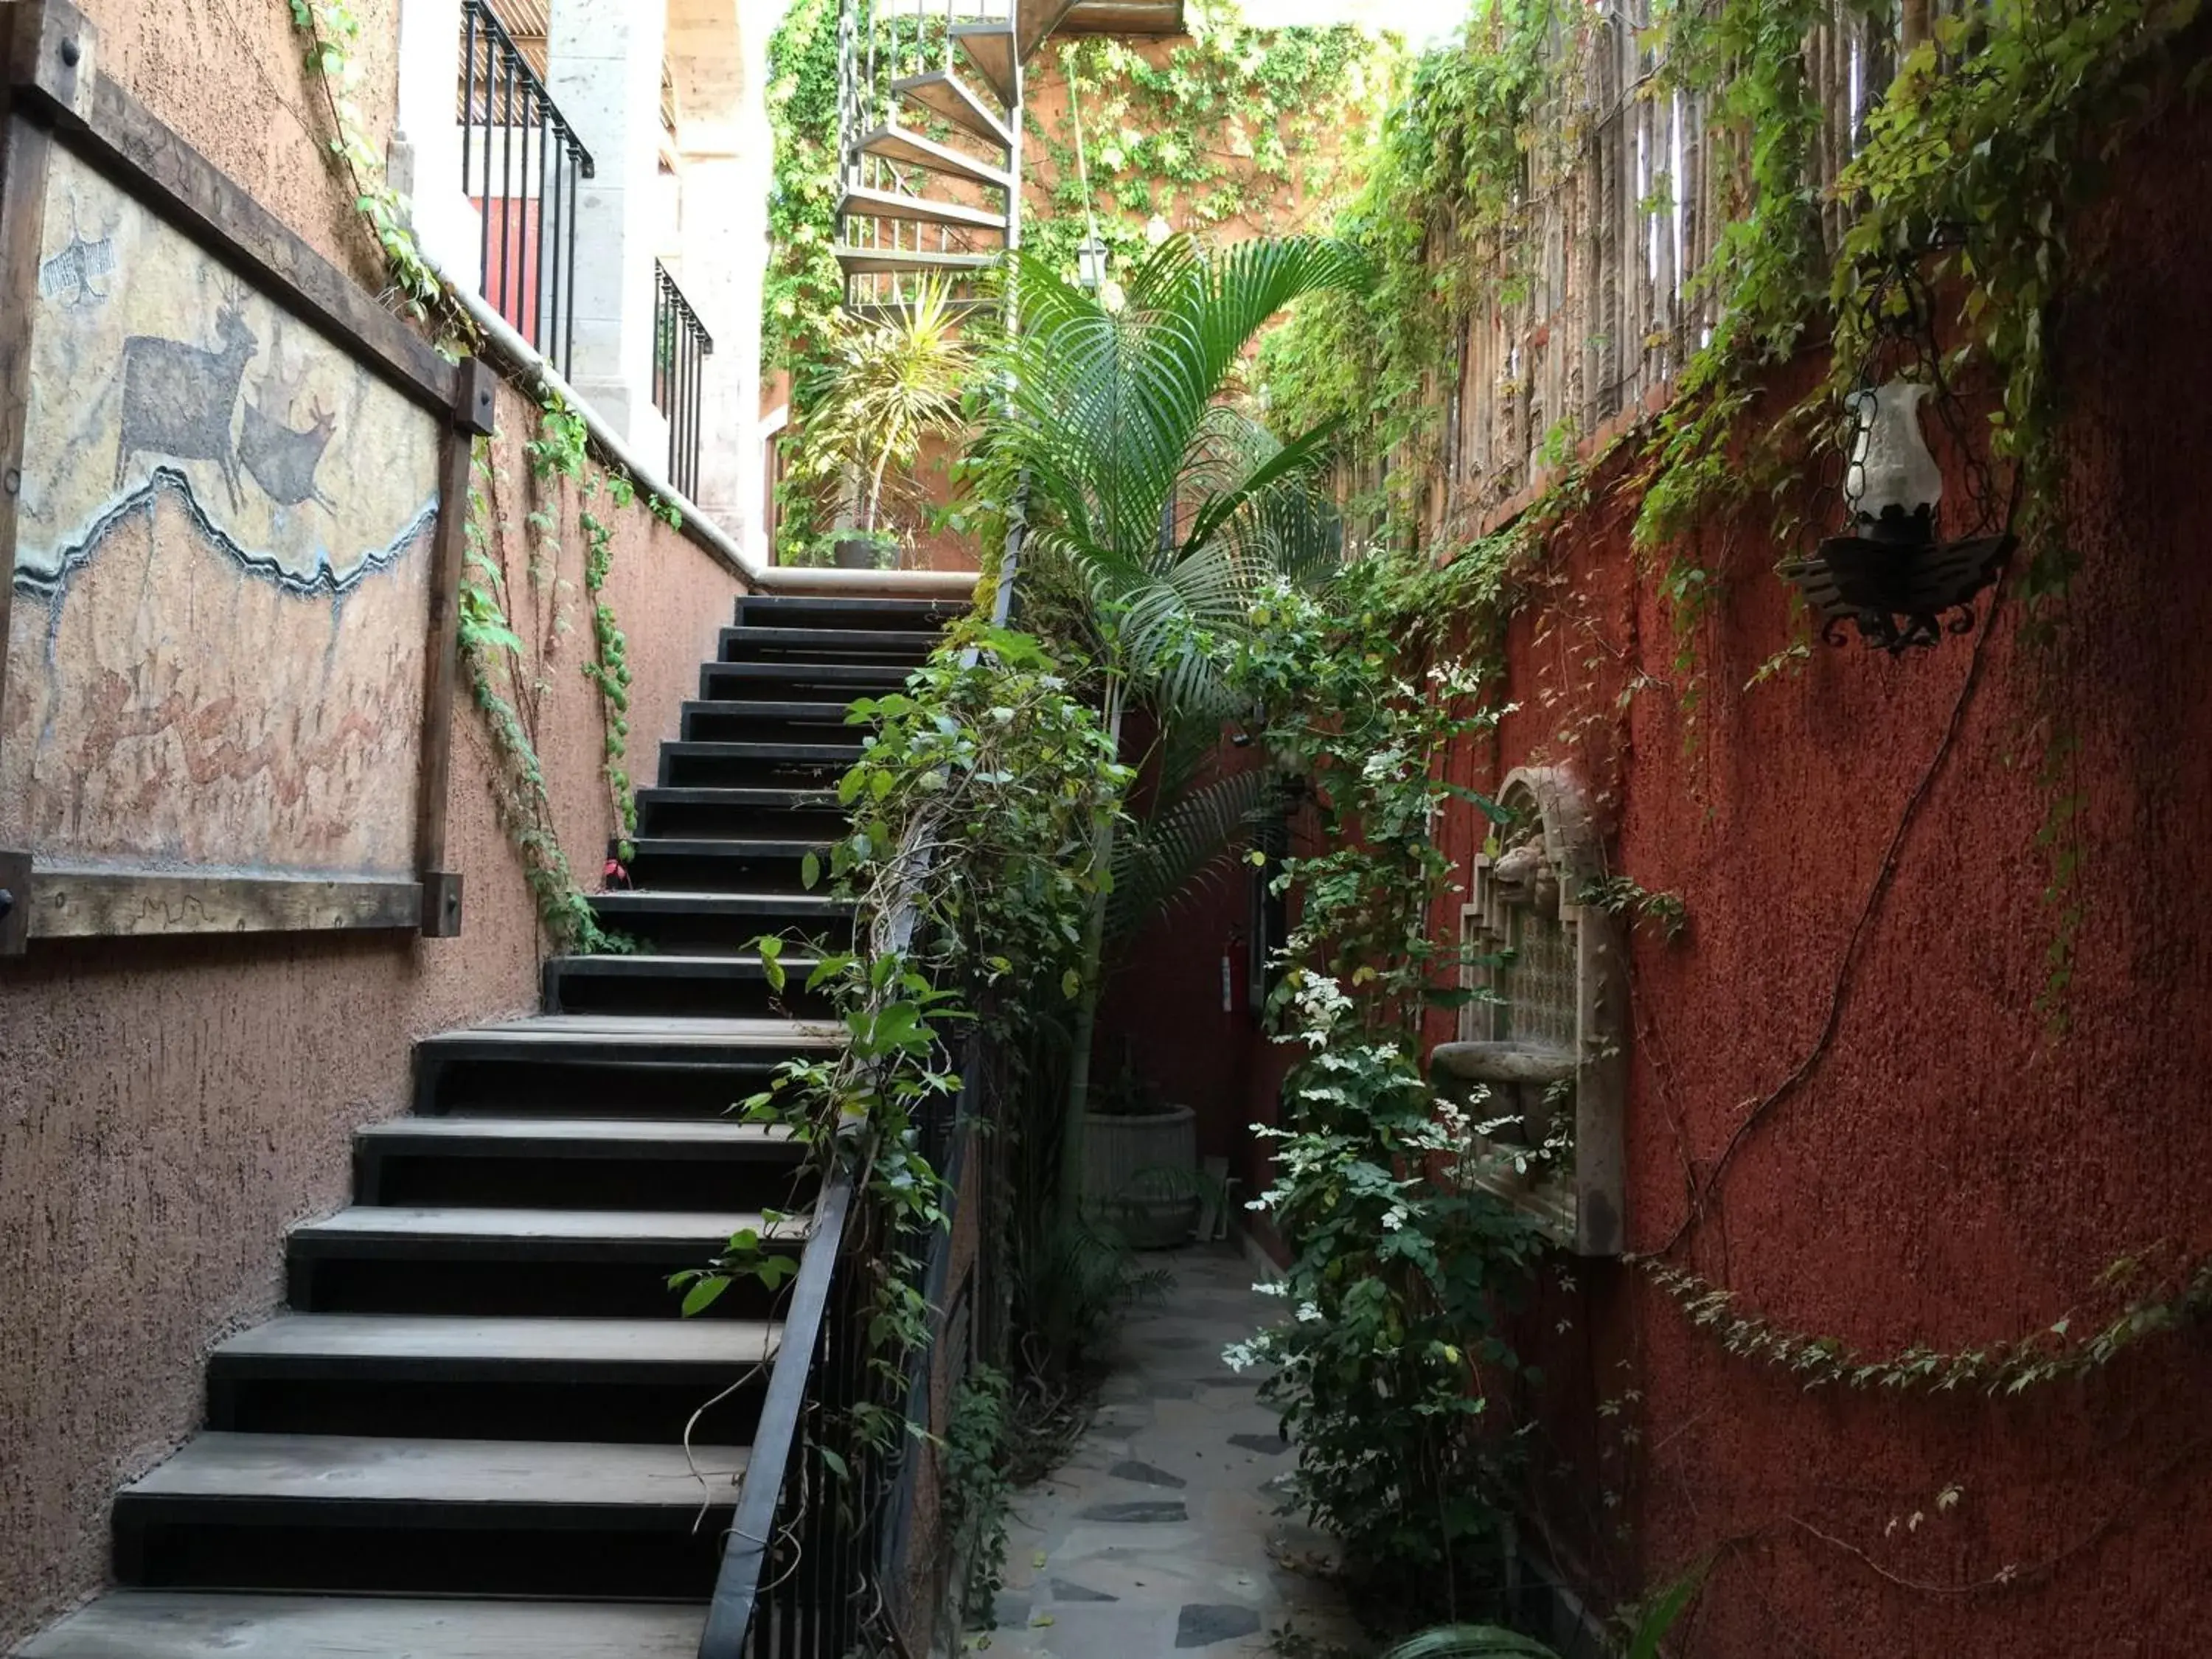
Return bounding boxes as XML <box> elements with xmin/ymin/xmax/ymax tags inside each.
<box><xmin>1431</xmin><ymin>766</ymin><xmax>1628</xmax><ymax>1256</ymax></box>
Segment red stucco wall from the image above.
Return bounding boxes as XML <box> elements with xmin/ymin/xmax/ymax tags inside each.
<box><xmin>1454</xmin><ymin>92</ymin><xmax>2212</xmax><ymax>1657</ymax></box>
<box><xmin>1115</xmin><ymin>74</ymin><xmax>2212</xmax><ymax>1659</ymax></box>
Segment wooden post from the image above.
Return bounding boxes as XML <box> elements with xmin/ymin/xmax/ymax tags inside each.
<box><xmin>415</xmin><ymin>358</ymin><xmax>498</xmax><ymax>938</ymax></box>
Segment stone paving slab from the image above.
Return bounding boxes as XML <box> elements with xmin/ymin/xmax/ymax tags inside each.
<box><xmin>976</xmin><ymin>1247</ymin><xmax>1361</xmax><ymax>1659</ymax></box>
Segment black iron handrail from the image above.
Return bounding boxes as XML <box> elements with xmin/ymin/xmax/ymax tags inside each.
<box><xmin>459</xmin><ymin>0</ymin><xmax>594</xmax><ymax>377</ymax></box>
<box><xmin>698</xmin><ymin>1174</ymin><xmax>855</xmax><ymax>1659</ymax></box>
<box><xmin>697</xmin><ymin>493</ymin><xmax>1023</xmax><ymax>1659</ymax></box>
<box><xmin>654</xmin><ymin>261</ymin><xmax>714</xmax><ymax>501</ymax></box>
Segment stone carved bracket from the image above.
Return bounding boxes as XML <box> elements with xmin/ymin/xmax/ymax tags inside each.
<box><xmin>1434</xmin><ymin>765</ymin><xmax>1627</xmax><ymax>1256</ymax></box>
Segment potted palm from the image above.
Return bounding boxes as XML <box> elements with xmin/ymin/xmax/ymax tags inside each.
<box><xmin>794</xmin><ymin>280</ymin><xmax>970</xmax><ymax>571</ymax></box>
<box><xmin>979</xmin><ymin>234</ymin><xmax>1363</xmax><ymax>1225</ymax></box>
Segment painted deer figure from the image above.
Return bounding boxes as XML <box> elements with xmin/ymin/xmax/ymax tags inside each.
<box><xmin>240</xmin><ymin>388</ymin><xmax>339</xmax><ymax>512</ymax></box>
<box><xmin>114</xmin><ymin>279</ymin><xmax>258</xmax><ymax>510</ymax></box>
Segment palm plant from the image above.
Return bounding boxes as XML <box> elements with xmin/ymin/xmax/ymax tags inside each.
<box><xmin>796</xmin><ymin>279</ymin><xmax>971</xmax><ymax>553</ymax></box>
<box><xmin>982</xmin><ymin>233</ymin><xmax>1362</xmax><ymax>1216</ymax></box>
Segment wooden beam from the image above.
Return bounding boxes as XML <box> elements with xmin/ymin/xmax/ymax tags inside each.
<box><xmin>27</xmin><ymin>871</ymin><xmax>425</xmax><ymax>938</ymax></box>
<box><xmin>1</xmin><ymin>0</ymin><xmax>454</xmax><ymax>416</ymax></box>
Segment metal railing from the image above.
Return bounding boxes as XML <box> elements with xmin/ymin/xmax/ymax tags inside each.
<box><xmin>835</xmin><ymin>0</ymin><xmax>1020</xmax><ymax>312</ymax></box>
<box><xmin>698</xmin><ymin>502</ymin><xmax>1023</xmax><ymax>1659</ymax></box>
<box><xmin>653</xmin><ymin>262</ymin><xmax>714</xmax><ymax>502</ymax></box>
<box><xmin>459</xmin><ymin>0</ymin><xmax>593</xmax><ymax>378</ymax></box>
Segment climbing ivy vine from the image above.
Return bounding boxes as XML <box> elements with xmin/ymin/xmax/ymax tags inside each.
<box><xmin>1023</xmin><ymin>7</ymin><xmax>1385</xmax><ymax>279</ymax></box>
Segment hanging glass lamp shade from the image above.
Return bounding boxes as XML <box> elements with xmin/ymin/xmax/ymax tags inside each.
<box><xmin>1845</xmin><ymin>380</ymin><xmax>1944</xmax><ymax>543</ymax></box>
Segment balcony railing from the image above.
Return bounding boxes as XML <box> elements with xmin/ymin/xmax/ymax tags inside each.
<box><xmin>459</xmin><ymin>0</ymin><xmax>594</xmax><ymax>377</ymax></box>
<box><xmin>653</xmin><ymin>262</ymin><xmax>714</xmax><ymax>501</ymax></box>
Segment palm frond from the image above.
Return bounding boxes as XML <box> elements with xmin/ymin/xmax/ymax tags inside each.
<box><xmin>1379</xmin><ymin>1627</ymin><xmax>1563</xmax><ymax>1659</ymax></box>
<box><xmin>1108</xmin><ymin>766</ymin><xmax>1275</xmax><ymax>941</ymax></box>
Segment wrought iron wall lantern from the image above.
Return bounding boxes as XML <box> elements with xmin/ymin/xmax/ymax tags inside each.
<box><xmin>1781</xmin><ymin>259</ymin><xmax>2016</xmax><ymax>654</ymax></box>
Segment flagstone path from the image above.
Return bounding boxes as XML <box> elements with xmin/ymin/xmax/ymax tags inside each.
<box><xmin>980</xmin><ymin>1245</ymin><xmax>1363</xmax><ymax>1659</ymax></box>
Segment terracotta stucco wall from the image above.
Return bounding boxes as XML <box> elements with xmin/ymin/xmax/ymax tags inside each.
<box><xmin>0</xmin><ymin>7</ymin><xmax>751</xmax><ymax>1642</ymax></box>
<box><xmin>1416</xmin><ymin>92</ymin><xmax>2212</xmax><ymax>1658</ymax></box>
<box><xmin>1104</xmin><ymin>64</ymin><xmax>2212</xmax><ymax>1659</ymax></box>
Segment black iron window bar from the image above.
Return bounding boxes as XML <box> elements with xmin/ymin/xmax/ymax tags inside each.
<box><xmin>653</xmin><ymin>262</ymin><xmax>714</xmax><ymax>502</ymax></box>
<box><xmin>460</xmin><ymin>0</ymin><xmax>594</xmax><ymax>378</ymax></box>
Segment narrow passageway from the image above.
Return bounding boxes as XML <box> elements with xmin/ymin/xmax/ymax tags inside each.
<box><xmin>987</xmin><ymin>1248</ymin><xmax>1362</xmax><ymax>1659</ymax></box>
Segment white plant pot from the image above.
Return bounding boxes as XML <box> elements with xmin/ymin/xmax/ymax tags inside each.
<box><xmin>1082</xmin><ymin>1105</ymin><xmax>1200</xmax><ymax>1250</ymax></box>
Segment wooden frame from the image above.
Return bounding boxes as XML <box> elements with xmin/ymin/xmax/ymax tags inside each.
<box><xmin>0</xmin><ymin>0</ymin><xmax>489</xmax><ymax>952</ymax></box>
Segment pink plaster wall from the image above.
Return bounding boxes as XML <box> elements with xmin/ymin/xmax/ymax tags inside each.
<box><xmin>0</xmin><ymin>10</ymin><xmax>751</xmax><ymax>1641</ymax></box>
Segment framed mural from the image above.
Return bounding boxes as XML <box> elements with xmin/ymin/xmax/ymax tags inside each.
<box><xmin>0</xmin><ymin>0</ymin><xmax>486</xmax><ymax>950</ymax></box>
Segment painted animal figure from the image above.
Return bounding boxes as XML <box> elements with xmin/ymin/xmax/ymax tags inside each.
<box><xmin>240</xmin><ymin>393</ymin><xmax>338</xmax><ymax>510</ymax></box>
<box><xmin>114</xmin><ymin>283</ymin><xmax>258</xmax><ymax>510</ymax></box>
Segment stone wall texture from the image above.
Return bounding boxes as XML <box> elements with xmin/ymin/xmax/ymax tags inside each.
<box><xmin>0</xmin><ymin>6</ymin><xmax>750</xmax><ymax>1643</ymax></box>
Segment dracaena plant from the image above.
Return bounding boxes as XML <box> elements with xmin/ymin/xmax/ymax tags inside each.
<box><xmin>977</xmin><ymin>233</ymin><xmax>1365</xmax><ymax>1217</ymax></box>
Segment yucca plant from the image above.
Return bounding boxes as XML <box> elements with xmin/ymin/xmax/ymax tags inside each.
<box><xmin>796</xmin><ymin>278</ymin><xmax>972</xmax><ymax>545</ymax></box>
<box><xmin>981</xmin><ymin>233</ymin><xmax>1363</xmax><ymax>1217</ymax></box>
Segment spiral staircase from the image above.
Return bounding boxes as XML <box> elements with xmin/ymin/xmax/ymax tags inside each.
<box><xmin>833</xmin><ymin>0</ymin><xmax>1183</xmax><ymax>313</ymax></box>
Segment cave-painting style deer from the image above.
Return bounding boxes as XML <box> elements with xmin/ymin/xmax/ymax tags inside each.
<box><xmin>239</xmin><ymin>333</ymin><xmax>340</xmax><ymax>511</ymax></box>
<box><xmin>114</xmin><ymin>278</ymin><xmax>258</xmax><ymax>510</ymax></box>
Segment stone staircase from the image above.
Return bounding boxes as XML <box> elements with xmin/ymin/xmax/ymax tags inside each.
<box><xmin>19</xmin><ymin>591</ymin><xmax>960</xmax><ymax>1658</ymax></box>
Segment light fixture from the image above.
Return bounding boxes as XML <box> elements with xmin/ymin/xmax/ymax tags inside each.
<box><xmin>1077</xmin><ymin>231</ymin><xmax>1110</xmax><ymax>293</ymax></box>
<box><xmin>1780</xmin><ymin>257</ymin><xmax>2014</xmax><ymax>653</ymax></box>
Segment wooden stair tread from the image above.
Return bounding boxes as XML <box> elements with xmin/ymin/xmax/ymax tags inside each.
<box><xmin>625</xmin><ymin>836</ymin><xmax>830</xmax><ymax>858</ymax></box>
<box><xmin>17</xmin><ymin>1591</ymin><xmax>705</xmax><ymax>1658</ymax></box>
<box><xmin>834</xmin><ymin>246</ymin><xmax>999</xmax><ymax>276</ymax></box>
<box><xmin>356</xmin><ymin>1115</ymin><xmax>795</xmax><ymax>1150</ymax></box>
<box><xmin>122</xmin><ymin>1432</ymin><xmax>748</xmax><ymax>1509</ymax></box>
<box><xmin>891</xmin><ymin>69</ymin><xmax>1014</xmax><ymax>148</ymax></box>
<box><xmin>591</xmin><ymin>889</ymin><xmax>849</xmax><ymax>914</ymax></box>
<box><xmin>432</xmin><ymin>1013</ymin><xmax>841</xmax><ymax>1047</ymax></box>
<box><xmin>950</xmin><ymin>21</ymin><xmax>1016</xmax><ymax>108</ymax></box>
<box><xmin>725</xmin><ymin>625</ymin><xmax>941</xmax><ymax>650</ymax></box>
<box><xmin>682</xmin><ymin>698</ymin><xmax>866</xmax><ymax>721</ymax></box>
<box><xmin>290</xmin><ymin>1206</ymin><xmax>797</xmax><ymax>1248</ymax></box>
<box><xmin>852</xmin><ymin>122</ymin><xmax>1014</xmax><ymax>188</ymax></box>
<box><xmin>553</xmin><ymin>954</ymin><xmax>820</xmax><ymax>974</ymax></box>
<box><xmin>212</xmin><ymin>1312</ymin><xmax>779</xmax><ymax>1369</ymax></box>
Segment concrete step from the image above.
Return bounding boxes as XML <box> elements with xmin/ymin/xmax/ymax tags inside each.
<box><xmin>591</xmin><ymin>884</ymin><xmax>853</xmax><ymax>953</ymax></box>
<box><xmin>657</xmin><ymin>738</ymin><xmax>863</xmax><ymax>791</ymax></box>
<box><xmin>545</xmin><ymin>953</ymin><xmax>832</xmax><ymax>1020</ymax></box>
<box><xmin>413</xmin><ymin>1015</ymin><xmax>838</xmax><ymax>1119</ymax></box>
<box><xmin>18</xmin><ymin>1591</ymin><xmax>706</xmax><ymax>1658</ymax></box>
<box><xmin>285</xmin><ymin>1205</ymin><xmax>802</xmax><ymax>1319</ymax></box>
<box><xmin>114</xmin><ymin>1433</ymin><xmax>746</xmax><ymax>1598</ymax></box>
<box><xmin>354</xmin><ymin>1113</ymin><xmax>809</xmax><ymax>1209</ymax></box>
<box><xmin>619</xmin><ymin>834</ymin><xmax>832</xmax><ymax>895</ymax></box>
<box><xmin>718</xmin><ymin>623</ymin><xmax>939</xmax><ymax>664</ymax></box>
<box><xmin>206</xmin><ymin>1312</ymin><xmax>780</xmax><ymax>1445</ymax></box>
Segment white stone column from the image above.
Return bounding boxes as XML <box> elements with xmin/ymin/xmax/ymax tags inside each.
<box><xmin>547</xmin><ymin>0</ymin><xmax>672</xmax><ymax>456</ymax></box>
<box><xmin>393</xmin><ymin>0</ymin><xmax>483</xmax><ymax>282</ymax></box>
